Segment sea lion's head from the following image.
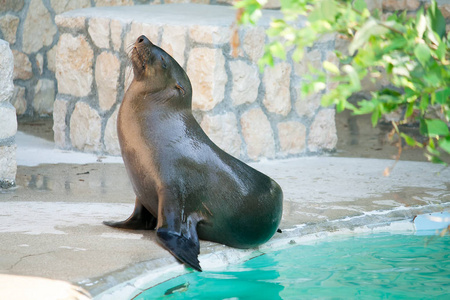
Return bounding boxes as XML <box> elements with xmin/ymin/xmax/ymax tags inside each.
<box><xmin>129</xmin><ymin>35</ymin><xmax>192</xmax><ymax>107</ymax></box>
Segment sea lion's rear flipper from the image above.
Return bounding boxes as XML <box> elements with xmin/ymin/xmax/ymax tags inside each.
<box><xmin>157</xmin><ymin>228</ymin><xmax>202</xmax><ymax>272</ymax></box>
<box><xmin>103</xmin><ymin>198</ymin><xmax>157</xmax><ymax>230</ymax></box>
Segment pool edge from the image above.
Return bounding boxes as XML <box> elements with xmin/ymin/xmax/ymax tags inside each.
<box><xmin>90</xmin><ymin>203</ymin><xmax>450</xmax><ymax>299</ymax></box>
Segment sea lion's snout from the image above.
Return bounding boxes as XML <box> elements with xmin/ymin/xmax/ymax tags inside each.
<box><xmin>136</xmin><ymin>35</ymin><xmax>152</xmax><ymax>47</ymax></box>
<box><xmin>131</xmin><ymin>35</ymin><xmax>154</xmax><ymax>79</ymax></box>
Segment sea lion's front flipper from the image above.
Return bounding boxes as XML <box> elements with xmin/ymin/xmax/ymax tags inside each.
<box><xmin>155</xmin><ymin>189</ymin><xmax>202</xmax><ymax>271</ymax></box>
<box><xmin>157</xmin><ymin>228</ymin><xmax>202</xmax><ymax>272</ymax></box>
<box><xmin>103</xmin><ymin>198</ymin><xmax>157</xmax><ymax>230</ymax></box>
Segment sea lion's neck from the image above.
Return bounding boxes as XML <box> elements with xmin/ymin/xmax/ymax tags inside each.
<box><xmin>124</xmin><ymin>81</ymin><xmax>191</xmax><ymax>111</ymax></box>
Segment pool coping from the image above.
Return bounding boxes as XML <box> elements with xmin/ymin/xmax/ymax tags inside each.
<box><xmin>91</xmin><ymin>203</ymin><xmax>450</xmax><ymax>300</ymax></box>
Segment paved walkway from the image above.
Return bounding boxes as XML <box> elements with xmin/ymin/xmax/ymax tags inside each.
<box><xmin>1</xmin><ymin>132</ymin><xmax>449</xmax><ymax>298</ymax></box>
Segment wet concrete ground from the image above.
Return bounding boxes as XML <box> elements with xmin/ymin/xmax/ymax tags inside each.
<box><xmin>1</xmin><ymin>115</ymin><xmax>450</xmax><ymax>298</ymax></box>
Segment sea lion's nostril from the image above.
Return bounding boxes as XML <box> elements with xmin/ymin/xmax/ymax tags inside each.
<box><xmin>138</xmin><ymin>38</ymin><xmax>144</xmax><ymax>43</ymax></box>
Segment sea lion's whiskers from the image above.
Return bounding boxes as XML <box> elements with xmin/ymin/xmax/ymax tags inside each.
<box><xmin>126</xmin><ymin>42</ymin><xmax>135</xmax><ymax>53</ymax></box>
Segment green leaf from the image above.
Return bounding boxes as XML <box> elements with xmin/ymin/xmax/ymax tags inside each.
<box><xmin>435</xmin><ymin>88</ymin><xmax>450</xmax><ymax>105</ymax></box>
<box><xmin>424</xmin><ymin>119</ymin><xmax>450</xmax><ymax>137</ymax></box>
<box><xmin>435</xmin><ymin>39</ymin><xmax>446</xmax><ymax>61</ymax></box>
<box><xmin>292</xmin><ymin>47</ymin><xmax>304</xmax><ymax>62</ymax></box>
<box><xmin>426</xmin><ymin>0</ymin><xmax>446</xmax><ymax>39</ymax></box>
<box><xmin>269</xmin><ymin>41</ymin><xmax>286</xmax><ymax>60</ymax></box>
<box><xmin>323</xmin><ymin>61</ymin><xmax>340</xmax><ymax>75</ymax></box>
<box><xmin>414</xmin><ymin>43</ymin><xmax>431</xmax><ymax>66</ymax></box>
<box><xmin>401</xmin><ymin>133</ymin><xmax>423</xmax><ymax>148</ymax></box>
<box><xmin>416</xmin><ymin>8</ymin><xmax>426</xmax><ymax>38</ymax></box>
<box><xmin>405</xmin><ymin>101</ymin><xmax>414</xmax><ymax>118</ymax></box>
<box><xmin>320</xmin><ymin>0</ymin><xmax>338</xmax><ymax>22</ymax></box>
<box><xmin>439</xmin><ymin>137</ymin><xmax>450</xmax><ymax>154</ymax></box>
<box><xmin>336</xmin><ymin>99</ymin><xmax>346</xmax><ymax>112</ymax></box>
<box><xmin>349</xmin><ymin>19</ymin><xmax>390</xmax><ymax>55</ymax></box>
<box><xmin>371</xmin><ymin>107</ymin><xmax>381</xmax><ymax>127</ymax></box>
<box><xmin>342</xmin><ymin>65</ymin><xmax>361</xmax><ymax>90</ymax></box>
<box><xmin>312</xmin><ymin>82</ymin><xmax>327</xmax><ymax>93</ymax></box>
<box><xmin>426</xmin><ymin>153</ymin><xmax>446</xmax><ymax>165</ymax></box>
<box><xmin>401</xmin><ymin>133</ymin><xmax>416</xmax><ymax>147</ymax></box>
<box><xmin>427</xmin><ymin>142</ymin><xmax>441</xmax><ymax>156</ymax></box>
<box><xmin>420</xmin><ymin>95</ymin><xmax>429</xmax><ymax>112</ymax></box>
<box><xmin>420</xmin><ymin>119</ymin><xmax>428</xmax><ymax>136</ymax></box>
<box><xmin>353</xmin><ymin>0</ymin><xmax>367</xmax><ymax>12</ymax></box>
<box><xmin>259</xmin><ymin>51</ymin><xmax>274</xmax><ymax>70</ymax></box>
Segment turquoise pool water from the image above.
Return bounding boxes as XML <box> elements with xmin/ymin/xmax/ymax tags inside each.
<box><xmin>134</xmin><ymin>233</ymin><xmax>450</xmax><ymax>299</ymax></box>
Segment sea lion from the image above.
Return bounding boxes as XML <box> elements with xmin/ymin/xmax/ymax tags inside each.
<box><xmin>104</xmin><ymin>35</ymin><xmax>283</xmax><ymax>271</ymax></box>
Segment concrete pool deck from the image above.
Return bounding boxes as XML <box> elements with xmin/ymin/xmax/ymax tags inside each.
<box><xmin>1</xmin><ymin>131</ymin><xmax>450</xmax><ymax>299</ymax></box>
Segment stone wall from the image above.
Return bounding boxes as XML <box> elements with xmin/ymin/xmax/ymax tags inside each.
<box><xmin>2</xmin><ymin>0</ymin><xmax>449</xmax><ymax>119</ymax></box>
<box><xmin>54</xmin><ymin>4</ymin><xmax>338</xmax><ymax>161</ymax></box>
<box><xmin>0</xmin><ymin>0</ymin><xmax>171</xmax><ymax>117</ymax></box>
<box><xmin>0</xmin><ymin>39</ymin><xmax>17</xmax><ymax>188</ymax></box>
<box><xmin>0</xmin><ymin>0</ymin><xmax>279</xmax><ymax>118</ymax></box>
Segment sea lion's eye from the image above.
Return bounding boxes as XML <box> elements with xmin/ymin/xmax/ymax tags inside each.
<box><xmin>161</xmin><ymin>56</ymin><xmax>167</xmax><ymax>69</ymax></box>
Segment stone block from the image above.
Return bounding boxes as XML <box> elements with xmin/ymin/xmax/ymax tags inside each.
<box><xmin>189</xmin><ymin>25</ymin><xmax>231</xmax><ymax>45</ymax></box>
<box><xmin>201</xmin><ymin>113</ymin><xmax>241</xmax><ymax>158</ymax></box>
<box><xmin>12</xmin><ymin>50</ymin><xmax>32</xmax><ymax>80</ymax></box>
<box><xmin>161</xmin><ymin>25</ymin><xmax>187</xmax><ymax>67</ymax></box>
<box><xmin>56</xmin><ymin>34</ymin><xmax>94</xmax><ymax>97</ymax></box>
<box><xmin>95</xmin><ymin>51</ymin><xmax>120</xmax><ymax>111</ymax></box>
<box><xmin>294</xmin><ymin>49</ymin><xmax>321</xmax><ymax>76</ymax></box>
<box><xmin>22</xmin><ymin>0</ymin><xmax>57</xmax><ymax>54</ymax></box>
<box><xmin>440</xmin><ymin>4</ymin><xmax>450</xmax><ymax>19</ymax></box>
<box><xmin>0</xmin><ymin>103</ymin><xmax>17</xmax><ymax>139</ymax></box>
<box><xmin>46</xmin><ymin>45</ymin><xmax>57</xmax><ymax>73</ymax></box>
<box><xmin>0</xmin><ymin>145</ymin><xmax>17</xmax><ymax>187</ymax></box>
<box><xmin>33</xmin><ymin>79</ymin><xmax>55</xmax><ymax>115</ymax></box>
<box><xmin>295</xmin><ymin>91</ymin><xmax>321</xmax><ymax>118</ymax></box>
<box><xmin>53</xmin><ymin>98</ymin><xmax>68</xmax><ymax>148</ymax></box>
<box><xmin>70</xmin><ymin>102</ymin><xmax>102</xmax><ymax>152</ymax></box>
<box><xmin>104</xmin><ymin>107</ymin><xmax>120</xmax><ymax>155</ymax></box>
<box><xmin>89</xmin><ymin>18</ymin><xmax>111</xmax><ymax>49</ymax></box>
<box><xmin>0</xmin><ymin>40</ymin><xmax>14</xmax><ymax>102</ymax></box>
<box><xmin>50</xmin><ymin>0</ymin><xmax>91</xmax><ymax>14</ymax></box>
<box><xmin>11</xmin><ymin>86</ymin><xmax>27</xmax><ymax>115</ymax></box>
<box><xmin>55</xmin><ymin>15</ymin><xmax>86</xmax><ymax>29</ymax></box>
<box><xmin>230</xmin><ymin>60</ymin><xmax>260</xmax><ymax>106</ymax></box>
<box><xmin>187</xmin><ymin>47</ymin><xmax>227</xmax><ymax>111</ymax></box>
<box><xmin>243</xmin><ymin>27</ymin><xmax>266</xmax><ymax>64</ymax></box>
<box><xmin>277</xmin><ymin>121</ymin><xmax>306</xmax><ymax>155</ymax></box>
<box><xmin>382</xmin><ymin>0</ymin><xmax>420</xmax><ymax>11</ymax></box>
<box><xmin>0</xmin><ymin>14</ymin><xmax>19</xmax><ymax>45</ymax></box>
<box><xmin>264</xmin><ymin>0</ymin><xmax>281</xmax><ymax>9</ymax></box>
<box><xmin>36</xmin><ymin>53</ymin><xmax>43</xmax><ymax>75</ymax></box>
<box><xmin>263</xmin><ymin>62</ymin><xmax>291</xmax><ymax>116</ymax></box>
<box><xmin>240</xmin><ymin>108</ymin><xmax>275</xmax><ymax>160</ymax></box>
<box><xmin>367</xmin><ymin>0</ymin><xmax>383</xmax><ymax>11</ymax></box>
<box><xmin>0</xmin><ymin>0</ymin><xmax>24</xmax><ymax>12</ymax></box>
<box><xmin>95</xmin><ymin>0</ymin><xmax>134</xmax><ymax>6</ymax></box>
<box><xmin>110</xmin><ymin>20</ymin><xmax>123</xmax><ymax>51</ymax></box>
<box><xmin>308</xmin><ymin>109</ymin><xmax>338</xmax><ymax>152</ymax></box>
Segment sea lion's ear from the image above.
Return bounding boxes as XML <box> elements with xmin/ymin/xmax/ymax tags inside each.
<box><xmin>160</xmin><ymin>55</ymin><xmax>167</xmax><ymax>69</ymax></box>
<box><xmin>175</xmin><ymin>82</ymin><xmax>186</xmax><ymax>97</ymax></box>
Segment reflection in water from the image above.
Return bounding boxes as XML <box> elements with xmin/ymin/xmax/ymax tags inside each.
<box><xmin>135</xmin><ymin>254</ymin><xmax>284</xmax><ymax>299</ymax></box>
<box><xmin>26</xmin><ymin>174</ymin><xmax>51</xmax><ymax>191</ymax></box>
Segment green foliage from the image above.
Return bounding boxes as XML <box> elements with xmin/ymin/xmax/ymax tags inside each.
<box><xmin>236</xmin><ymin>0</ymin><xmax>450</xmax><ymax>164</ymax></box>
